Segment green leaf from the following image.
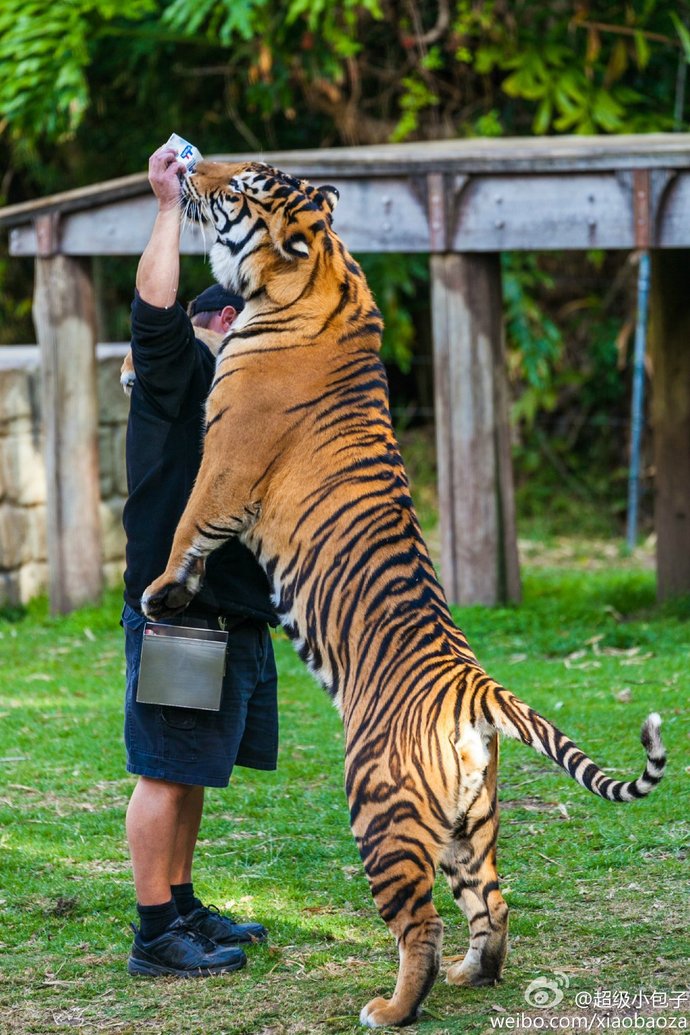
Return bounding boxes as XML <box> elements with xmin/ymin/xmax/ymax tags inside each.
<box><xmin>670</xmin><ymin>12</ymin><xmax>690</xmax><ymax>63</ymax></box>
<box><xmin>633</xmin><ymin>29</ymin><xmax>650</xmax><ymax>69</ymax></box>
<box><xmin>502</xmin><ymin>67</ymin><xmax>547</xmax><ymax>102</ymax></box>
<box><xmin>473</xmin><ymin>109</ymin><xmax>503</xmax><ymax>137</ymax></box>
<box><xmin>421</xmin><ymin>45</ymin><xmax>444</xmax><ymax>72</ymax></box>
<box><xmin>474</xmin><ymin>45</ymin><xmax>503</xmax><ymax>74</ymax></box>
<box><xmin>592</xmin><ymin>89</ymin><xmax>625</xmax><ymax>132</ymax></box>
<box><xmin>558</xmin><ymin>69</ymin><xmax>587</xmax><ymax>103</ymax></box>
<box><xmin>607</xmin><ymin>37</ymin><xmax>629</xmax><ymax>83</ymax></box>
<box><xmin>533</xmin><ymin>97</ymin><xmax>553</xmax><ymax>134</ymax></box>
<box><xmin>162</xmin><ymin>0</ymin><xmax>218</xmax><ymax>35</ymax></box>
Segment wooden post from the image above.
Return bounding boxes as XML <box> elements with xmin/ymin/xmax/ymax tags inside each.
<box><xmin>32</xmin><ymin>223</ymin><xmax>103</xmax><ymax>613</ymax></box>
<box><xmin>431</xmin><ymin>252</ymin><xmax>520</xmax><ymax>606</ymax></box>
<box><xmin>648</xmin><ymin>249</ymin><xmax>690</xmax><ymax>601</ymax></box>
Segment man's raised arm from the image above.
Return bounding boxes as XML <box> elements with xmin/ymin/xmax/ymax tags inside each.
<box><xmin>136</xmin><ymin>146</ymin><xmax>185</xmax><ymax>309</ymax></box>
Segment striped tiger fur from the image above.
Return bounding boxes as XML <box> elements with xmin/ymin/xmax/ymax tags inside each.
<box><xmin>141</xmin><ymin>160</ymin><xmax>667</xmax><ymax>1028</ymax></box>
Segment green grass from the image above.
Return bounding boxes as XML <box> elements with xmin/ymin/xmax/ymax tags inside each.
<box><xmin>0</xmin><ymin>567</ymin><xmax>688</xmax><ymax>1035</ymax></box>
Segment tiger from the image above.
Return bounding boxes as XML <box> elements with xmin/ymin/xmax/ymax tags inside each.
<box><xmin>141</xmin><ymin>160</ymin><xmax>667</xmax><ymax>1028</ymax></box>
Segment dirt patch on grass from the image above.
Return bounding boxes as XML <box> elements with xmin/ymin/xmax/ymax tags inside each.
<box><xmin>518</xmin><ymin>536</ymin><xmax>655</xmax><ymax>571</ymax></box>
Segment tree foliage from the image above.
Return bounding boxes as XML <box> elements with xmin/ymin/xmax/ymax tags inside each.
<box><xmin>0</xmin><ymin>1</ymin><xmax>156</xmax><ymax>145</ymax></box>
<box><xmin>2</xmin><ymin>0</ymin><xmax>690</xmax><ymax>165</ymax></box>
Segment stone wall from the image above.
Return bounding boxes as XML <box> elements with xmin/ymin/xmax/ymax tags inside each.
<box><xmin>0</xmin><ymin>343</ymin><xmax>130</xmax><ymax>607</ymax></box>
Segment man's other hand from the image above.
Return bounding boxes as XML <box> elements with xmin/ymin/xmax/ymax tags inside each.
<box><xmin>149</xmin><ymin>147</ymin><xmax>185</xmax><ymax>212</ymax></box>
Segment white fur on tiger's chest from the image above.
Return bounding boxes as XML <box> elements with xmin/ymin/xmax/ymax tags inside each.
<box><xmin>210</xmin><ymin>241</ymin><xmax>244</xmax><ymax>297</ymax></box>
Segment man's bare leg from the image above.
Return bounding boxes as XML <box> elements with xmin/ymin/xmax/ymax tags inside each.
<box><xmin>126</xmin><ymin>777</ymin><xmax>202</xmax><ymax>905</ymax></box>
<box><xmin>170</xmin><ymin>785</ymin><xmax>204</xmax><ymax>887</ymax></box>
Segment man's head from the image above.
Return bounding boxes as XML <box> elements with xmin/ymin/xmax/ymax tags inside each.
<box><xmin>120</xmin><ymin>284</ymin><xmax>245</xmax><ymax>396</ymax></box>
<box><xmin>187</xmin><ymin>284</ymin><xmax>245</xmax><ymax>335</ymax></box>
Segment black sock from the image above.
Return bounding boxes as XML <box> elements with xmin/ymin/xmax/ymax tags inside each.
<box><xmin>136</xmin><ymin>898</ymin><xmax>178</xmax><ymax>941</ymax></box>
<box><xmin>170</xmin><ymin>882</ymin><xmax>202</xmax><ymax>916</ymax></box>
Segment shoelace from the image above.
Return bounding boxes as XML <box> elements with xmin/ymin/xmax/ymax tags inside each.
<box><xmin>130</xmin><ymin>918</ymin><xmax>219</xmax><ymax>953</ymax></box>
<box><xmin>202</xmin><ymin>904</ymin><xmax>238</xmax><ymax>923</ymax></box>
<box><xmin>174</xmin><ymin>918</ymin><xmax>218</xmax><ymax>952</ymax></box>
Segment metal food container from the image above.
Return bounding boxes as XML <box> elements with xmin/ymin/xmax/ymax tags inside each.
<box><xmin>136</xmin><ymin>621</ymin><xmax>228</xmax><ymax>711</ymax></box>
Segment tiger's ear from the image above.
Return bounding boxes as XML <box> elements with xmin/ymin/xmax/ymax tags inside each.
<box><xmin>317</xmin><ymin>185</ymin><xmax>339</xmax><ymax>213</ymax></box>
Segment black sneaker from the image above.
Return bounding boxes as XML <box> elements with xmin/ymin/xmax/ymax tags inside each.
<box><xmin>183</xmin><ymin>904</ymin><xmax>268</xmax><ymax>946</ymax></box>
<box><xmin>128</xmin><ymin>917</ymin><xmax>247</xmax><ymax>977</ymax></box>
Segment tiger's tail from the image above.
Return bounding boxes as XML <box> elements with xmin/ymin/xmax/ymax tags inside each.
<box><xmin>480</xmin><ymin>682</ymin><xmax>666</xmax><ymax>801</ymax></box>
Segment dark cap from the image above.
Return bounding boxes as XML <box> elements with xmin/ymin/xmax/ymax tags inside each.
<box><xmin>188</xmin><ymin>284</ymin><xmax>245</xmax><ymax>317</ymax></box>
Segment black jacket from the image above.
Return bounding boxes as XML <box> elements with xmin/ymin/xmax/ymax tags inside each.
<box><xmin>122</xmin><ymin>293</ymin><xmax>276</xmax><ymax>624</ymax></box>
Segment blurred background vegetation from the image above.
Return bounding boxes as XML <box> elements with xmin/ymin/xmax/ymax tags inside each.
<box><xmin>2</xmin><ymin>0</ymin><xmax>689</xmax><ymax>539</ymax></box>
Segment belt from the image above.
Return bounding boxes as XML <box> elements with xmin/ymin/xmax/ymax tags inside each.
<box><xmin>182</xmin><ymin>613</ymin><xmax>261</xmax><ymax>633</ymax></box>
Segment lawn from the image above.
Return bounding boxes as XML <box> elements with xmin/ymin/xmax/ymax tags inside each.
<box><xmin>0</xmin><ymin>563</ymin><xmax>688</xmax><ymax>1035</ymax></box>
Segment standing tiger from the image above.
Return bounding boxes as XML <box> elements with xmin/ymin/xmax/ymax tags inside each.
<box><xmin>141</xmin><ymin>160</ymin><xmax>666</xmax><ymax>1028</ymax></box>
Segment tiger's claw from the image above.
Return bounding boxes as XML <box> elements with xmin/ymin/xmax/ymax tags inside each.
<box><xmin>141</xmin><ymin>579</ymin><xmax>195</xmax><ymax>619</ymax></box>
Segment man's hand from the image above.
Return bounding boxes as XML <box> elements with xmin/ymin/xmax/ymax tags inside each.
<box><xmin>135</xmin><ymin>145</ymin><xmax>187</xmax><ymax>307</ymax></box>
<box><xmin>149</xmin><ymin>146</ymin><xmax>185</xmax><ymax>213</ymax></box>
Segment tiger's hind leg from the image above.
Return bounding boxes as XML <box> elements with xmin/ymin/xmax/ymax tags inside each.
<box><xmin>441</xmin><ymin>731</ymin><xmax>508</xmax><ymax>987</ymax></box>
<box><xmin>356</xmin><ymin>826</ymin><xmax>444</xmax><ymax>1028</ymax></box>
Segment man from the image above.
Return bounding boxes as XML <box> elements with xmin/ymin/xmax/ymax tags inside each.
<box><xmin>121</xmin><ymin>145</ymin><xmax>278</xmax><ymax>978</ymax></box>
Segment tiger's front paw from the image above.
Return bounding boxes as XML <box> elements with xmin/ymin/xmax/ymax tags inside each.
<box><xmin>142</xmin><ymin>577</ymin><xmax>195</xmax><ymax>620</ymax></box>
<box><xmin>142</xmin><ymin>557</ymin><xmax>205</xmax><ymax>619</ymax></box>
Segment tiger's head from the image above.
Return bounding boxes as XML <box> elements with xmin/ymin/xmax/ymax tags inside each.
<box><xmin>181</xmin><ymin>161</ymin><xmax>340</xmax><ymax>302</ymax></box>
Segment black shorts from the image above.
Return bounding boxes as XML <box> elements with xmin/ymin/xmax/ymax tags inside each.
<box><xmin>122</xmin><ymin>603</ymin><xmax>278</xmax><ymax>788</ymax></box>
